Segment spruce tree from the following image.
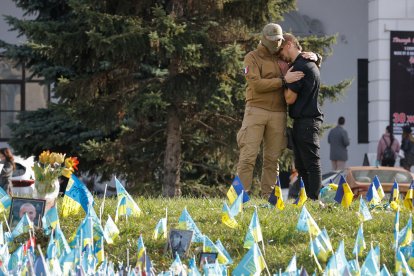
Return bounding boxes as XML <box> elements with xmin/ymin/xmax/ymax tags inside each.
<box><xmin>2</xmin><ymin>0</ymin><xmax>350</xmax><ymax>196</ymax></box>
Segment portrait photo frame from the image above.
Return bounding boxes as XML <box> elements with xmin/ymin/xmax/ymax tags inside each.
<box><xmin>166</xmin><ymin>229</ymin><xmax>193</xmax><ymax>259</ymax></box>
<box><xmin>8</xmin><ymin>197</ymin><xmax>46</xmax><ymax>229</ymax></box>
<box><xmin>199</xmin><ymin>252</ymin><xmax>218</xmax><ymax>268</ymax></box>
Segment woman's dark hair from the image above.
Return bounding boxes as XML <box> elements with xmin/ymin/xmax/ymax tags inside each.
<box><xmin>386</xmin><ymin>125</ymin><xmax>394</xmax><ymax>143</ymax></box>
<box><xmin>0</xmin><ymin>148</ymin><xmax>15</xmax><ymax>170</ymax></box>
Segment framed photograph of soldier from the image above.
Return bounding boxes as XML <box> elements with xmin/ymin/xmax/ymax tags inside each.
<box><xmin>166</xmin><ymin>229</ymin><xmax>193</xmax><ymax>259</ymax></box>
<box><xmin>8</xmin><ymin>197</ymin><xmax>46</xmax><ymax>229</ymax></box>
<box><xmin>199</xmin><ymin>252</ymin><xmax>218</xmax><ymax>268</ymax></box>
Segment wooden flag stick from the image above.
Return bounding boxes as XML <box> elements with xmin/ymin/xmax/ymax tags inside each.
<box><xmin>99</xmin><ymin>184</ymin><xmax>108</xmax><ymax>221</ymax></box>
<box><xmin>3</xmin><ymin>213</ymin><xmax>10</xmax><ymax>233</ymax></box>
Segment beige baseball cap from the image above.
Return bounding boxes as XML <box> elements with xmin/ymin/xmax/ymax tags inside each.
<box><xmin>262</xmin><ymin>23</ymin><xmax>284</xmax><ymax>41</ymax></box>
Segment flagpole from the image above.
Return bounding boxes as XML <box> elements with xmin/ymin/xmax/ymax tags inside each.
<box><xmin>3</xmin><ymin>213</ymin><xmax>10</xmax><ymax>233</ymax></box>
<box><xmin>100</xmin><ymin>184</ymin><xmax>108</xmax><ymax>221</ymax></box>
<box><xmin>127</xmin><ymin>248</ymin><xmax>129</xmax><ymax>269</ymax></box>
<box><xmin>37</xmin><ymin>244</ymin><xmax>51</xmax><ymax>276</ymax></box>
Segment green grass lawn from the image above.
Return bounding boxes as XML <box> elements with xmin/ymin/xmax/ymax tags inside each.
<box><xmin>54</xmin><ymin>196</ymin><xmax>403</xmax><ymax>273</ymax></box>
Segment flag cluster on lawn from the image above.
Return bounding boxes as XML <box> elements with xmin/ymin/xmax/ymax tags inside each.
<box><xmin>1</xmin><ymin>174</ymin><xmax>414</xmax><ymax>275</ymax></box>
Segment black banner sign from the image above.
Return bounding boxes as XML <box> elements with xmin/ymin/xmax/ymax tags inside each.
<box><xmin>390</xmin><ymin>31</ymin><xmax>414</xmax><ymax>134</ymax></box>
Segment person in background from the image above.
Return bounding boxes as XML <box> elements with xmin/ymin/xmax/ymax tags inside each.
<box><xmin>376</xmin><ymin>125</ymin><xmax>400</xmax><ymax>167</ymax></box>
<box><xmin>327</xmin><ymin>116</ymin><xmax>350</xmax><ymax>170</ymax></box>
<box><xmin>401</xmin><ymin>125</ymin><xmax>414</xmax><ymax>171</ymax></box>
<box><xmin>0</xmin><ymin>148</ymin><xmax>16</xmax><ymax>194</ymax></box>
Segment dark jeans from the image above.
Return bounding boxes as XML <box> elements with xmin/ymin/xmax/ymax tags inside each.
<box><xmin>292</xmin><ymin>118</ymin><xmax>322</xmax><ymax>200</ymax></box>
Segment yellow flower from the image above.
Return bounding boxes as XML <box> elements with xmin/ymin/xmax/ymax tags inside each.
<box><xmin>65</xmin><ymin>157</ymin><xmax>79</xmax><ymax>170</ymax></box>
<box><xmin>39</xmin><ymin>150</ymin><xmax>50</xmax><ymax>164</ymax></box>
<box><xmin>61</xmin><ymin>167</ymin><xmax>73</xmax><ymax>178</ymax></box>
<box><xmin>54</xmin><ymin>153</ymin><xmax>65</xmax><ymax>164</ymax></box>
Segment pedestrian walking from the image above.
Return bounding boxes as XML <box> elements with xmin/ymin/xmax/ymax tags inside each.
<box><xmin>328</xmin><ymin>117</ymin><xmax>350</xmax><ymax>170</ymax></box>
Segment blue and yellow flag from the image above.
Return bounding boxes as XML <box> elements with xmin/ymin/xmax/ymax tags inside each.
<box><xmin>243</xmin><ymin>208</ymin><xmax>263</xmax><ymax>249</ymax></box>
<box><xmin>361</xmin><ymin>246</ymin><xmax>380</xmax><ymax>275</ymax></box>
<box><xmin>203</xmin><ymin>235</ymin><xmax>229</xmax><ymax>265</ymax></box>
<box><xmin>188</xmin><ymin>255</ymin><xmax>201</xmax><ymax>276</ymax></box>
<box><xmin>398</xmin><ymin>215</ymin><xmax>412</xmax><ymax>247</ymax></box>
<box><xmin>215</xmin><ymin>239</ymin><xmax>233</xmax><ymax>265</ymax></box>
<box><xmin>136</xmin><ymin>234</ymin><xmax>146</xmax><ymax>269</ymax></box>
<box><xmin>334</xmin><ymin>175</ymin><xmax>354</xmax><ymax>208</ymax></box>
<box><xmin>229</xmin><ymin>191</ymin><xmax>243</xmax><ymax>217</ymax></box>
<box><xmin>310</xmin><ymin>239</ymin><xmax>323</xmax><ymax>272</ymax></box>
<box><xmin>335</xmin><ymin>240</ymin><xmax>348</xmax><ymax>274</ymax></box>
<box><xmin>394</xmin><ymin>209</ymin><xmax>400</xmax><ymax>251</ymax></box>
<box><xmin>178</xmin><ymin>207</ymin><xmax>203</xmax><ymax>243</ymax></box>
<box><xmin>42</xmin><ymin>205</ymin><xmax>60</xmax><ymax>235</ymax></box>
<box><xmin>169</xmin><ymin>251</ymin><xmax>184</xmax><ymax>275</ymax></box>
<box><xmin>59</xmin><ymin>248</ymin><xmax>77</xmax><ymax>275</ymax></box>
<box><xmin>0</xmin><ymin>186</ymin><xmax>11</xmax><ymax>212</ymax></box>
<box><xmin>226</xmin><ymin>176</ymin><xmax>250</xmax><ymax>204</ymax></box>
<box><xmin>404</xmin><ymin>181</ymin><xmax>414</xmax><ymax>211</ymax></box>
<box><xmin>232</xmin><ymin>243</ymin><xmax>266</xmax><ymax>276</ymax></box>
<box><xmin>221</xmin><ymin>202</ymin><xmax>238</xmax><ymax>229</ymax></box>
<box><xmin>54</xmin><ymin>225</ymin><xmax>70</xmax><ymax>257</ymax></box>
<box><xmin>114</xmin><ymin>177</ymin><xmax>141</xmax><ymax>222</ymax></box>
<box><xmin>284</xmin><ymin>254</ymin><xmax>298</xmax><ymax>275</ymax></box>
<box><xmin>353</xmin><ymin>223</ymin><xmax>366</xmax><ymax>257</ymax></box>
<box><xmin>373</xmin><ymin>175</ymin><xmax>385</xmax><ymax>200</ymax></box>
<box><xmin>81</xmin><ymin>244</ymin><xmax>97</xmax><ymax>275</ymax></box>
<box><xmin>294</xmin><ymin>178</ymin><xmax>307</xmax><ymax>207</ymax></box>
<box><xmin>366</xmin><ymin>181</ymin><xmax>381</xmax><ymax>205</ymax></box>
<box><xmin>62</xmin><ymin>174</ymin><xmax>94</xmax><ymax>218</ymax></box>
<box><xmin>94</xmin><ymin>237</ymin><xmax>104</xmax><ymax>264</ymax></box>
<box><xmin>268</xmin><ymin>176</ymin><xmax>285</xmax><ymax>210</ymax></box>
<box><xmin>153</xmin><ymin>217</ymin><xmax>167</xmax><ymax>240</ymax></box>
<box><xmin>104</xmin><ymin>215</ymin><xmax>120</xmax><ymax>244</ymax></box>
<box><xmin>8</xmin><ymin>213</ymin><xmax>33</xmax><ymax>242</ymax></box>
<box><xmin>396</xmin><ymin>248</ymin><xmax>411</xmax><ymax>274</ymax></box>
<box><xmin>296</xmin><ymin>206</ymin><xmax>321</xmax><ymax>237</ymax></box>
<box><xmin>358</xmin><ymin>196</ymin><xmax>372</xmax><ymax>222</ymax></box>
<box><xmin>390</xmin><ymin>180</ymin><xmax>400</xmax><ymax>211</ymax></box>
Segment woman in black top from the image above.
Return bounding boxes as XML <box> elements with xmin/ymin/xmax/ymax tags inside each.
<box><xmin>0</xmin><ymin>148</ymin><xmax>16</xmax><ymax>193</ymax></box>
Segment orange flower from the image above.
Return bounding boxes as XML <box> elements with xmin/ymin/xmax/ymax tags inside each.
<box><xmin>65</xmin><ymin>157</ymin><xmax>79</xmax><ymax>171</ymax></box>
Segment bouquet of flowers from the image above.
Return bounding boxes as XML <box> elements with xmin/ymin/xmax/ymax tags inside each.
<box><xmin>32</xmin><ymin>150</ymin><xmax>79</xmax><ymax>196</ymax></box>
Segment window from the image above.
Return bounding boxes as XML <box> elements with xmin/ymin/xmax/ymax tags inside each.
<box><xmin>357</xmin><ymin>59</ymin><xmax>368</xmax><ymax>143</ymax></box>
<box><xmin>0</xmin><ymin>57</ymin><xmax>50</xmax><ymax>140</ymax></box>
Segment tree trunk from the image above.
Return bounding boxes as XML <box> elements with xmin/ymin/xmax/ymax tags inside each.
<box><xmin>162</xmin><ymin>106</ymin><xmax>182</xmax><ymax>197</ymax></box>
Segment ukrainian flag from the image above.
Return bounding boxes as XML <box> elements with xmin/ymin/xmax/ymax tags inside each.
<box><xmin>360</xmin><ymin>247</ymin><xmax>380</xmax><ymax>275</ymax></box>
<box><xmin>226</xmin><ymin>175</ymin><xmax>250</xmax><ymax>204</ymax></box>
<box><xmin>398</xmin><ymin>215</ymin><xmax>412</xmax><ymax>247</ymax></box>
<box><xmin>136</xmin><ymin>234</ymin><xmax>146</xmax><ymax>269</ymax></box>
<box><xmin>366</xmin><ymin>181</ymin><xmax>381</xmax><ymax>205</ymax></box>
<box><xmin>0</xmin><ymin>186</ymin><xmax>11</xmax><ymax>212</ymax></box>
<box><xmin>104</xmin><ymin>215</ymin><xmax>120</xmax><ymax>244</ymax></box>
<box><xmin>221</xmin><ymin>202</ymin><xmax>238</xmax><ymax>229</ymax></box>
<box><xmin>177</xmin><ymin>207</ymin><xmax>203</xmax><ymax>243</ymax></box>
<box><xmin>390</xmin><ymin>180</ymin><xmax>400</xmax><ymax>210</ymax></box>
<box><xmin>94</xmin><ymin>237</ymin><xmax>104</xmax><ymax>264</ymax></box>
<box><xmin>8</xmin><ymin>213</ymin><xmax>33</xmax><ymax>241</ymax></box>
<box><xmin>61</xmin><ymin>175</ymin><xmax>94</xmax><ymax>218</ymax></box>
<box><xmin>334</xmin><ymin>175</ymin><xmax>354</xmax><ymax>208</ymax></box>
<box><xmin>284</xmin><ymin>254</ymin><xmax>298</xmax><ymax>275</ymax></box>
<box><xmin>42</xmin><ymin>205</ymin><xmax>60</xmax><ymax>235</ymax></box>
<box><xmin>114</xmin><ymin>177</ymin><xmax>141</xmax><ymax>222</ymax></box>
<box><xmin>203</xmin><ymin>235</ymin><xmax>229</xmax><ymax>265</ymax></box>
<box><xmin>404</xmin><ymin>181</ymin><xmax>414</xmax><ymax>211</ymax></box>
<box><xmin>353</xmin><ymin>224</ymin><xmax>366</xmax><ymax>257</ymax></box>
<box><xmin>243</xmin><ymin>208</ymin><xmax>263</xmax><ymax>249</ymax></box>
<box><xmin>232</xmin><ymin>243</ymin><xmax>266</xmax><ymax>276</ymax></box>
<box><xmin>373</xmin><ymin>175</ymin><xmax>385</xmax><ymax>200</ymax></box>
<box><xmin>296</xmin><ymin>206</ymin><xmax>321</xmax><ymax>237</ymax></box>
<box><xmin>152</xmin><ymin>217</ymin><xmax>167</xmax><ymax>240</ymax></box>
<box><xmin>396</xmin><ymin>248</ymin><xmax>411</xmax><ymax>274</ymax></box>
<box><xmin>268</xmin><ymin>176</ymin><xmax>285</xmax><ymax>210</ymax></box>
<box><xmin>358</xmin><ymin>196</ymin><xmax>372</xmax><ymax>222</ymax></box>
<box><xmin>229</xmin><ymin>191</ymin><xmax>243</xmax><ymax>217</ymax></box>
<box><xmin>394</xmin><ymin>209</ymin><xmax>399</xmax><ymax>251</ymax></box>
<box><xmin>54</xmin><ymin>225</ymin><xmax>70</xmax><ymax>257</ymax></box>
<box><xmin>215</xmin><ymin>239</ymin><xmax>233</xmax><ymax>265</ymax></box>
<box><xmin>294</xmin><ymin>178</ymin><xmax>307</xmax><ymax>207</ymax></box>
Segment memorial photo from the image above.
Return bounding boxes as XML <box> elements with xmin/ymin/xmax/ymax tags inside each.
<box><xmin>166</xmin><ymin>229</ymin><xmax>193</xmax><ymax>259</ymax></box>
<box><xmin>199</xmin><ymin>252</ymin><xmax>218</xmax><ymax>268</ymax></box>
<box><xmin>8</xmin><ymin>197</ymin><xmax>46</xmax><ymax>229</ymax></box>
